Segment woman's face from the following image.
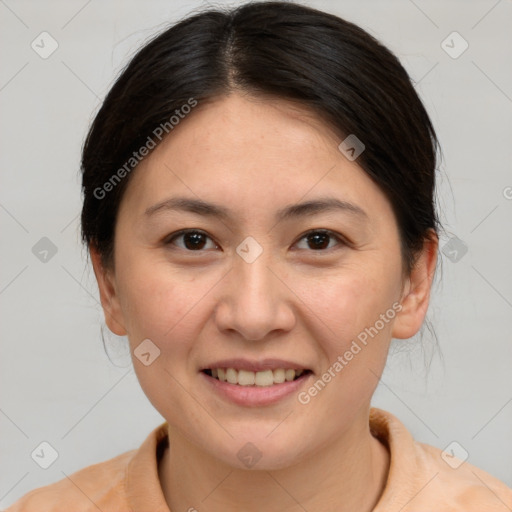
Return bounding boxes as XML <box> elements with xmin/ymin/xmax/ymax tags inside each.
<box><xmin>93</xmin><ymin>92</ymin><xmax>433</xmax><ymax>469</ymax></box>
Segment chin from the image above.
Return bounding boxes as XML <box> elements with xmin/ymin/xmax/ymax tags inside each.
<box><xmin>208</xmin><ymin>432</ymin><xmax>309</xmax><ymax>472</ymax></box>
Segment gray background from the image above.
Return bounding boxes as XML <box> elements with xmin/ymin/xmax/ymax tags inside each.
<box><xmin>1</xmin><ymin>0</ymin><xmax>511</xmax><ymax>507</ymax></box>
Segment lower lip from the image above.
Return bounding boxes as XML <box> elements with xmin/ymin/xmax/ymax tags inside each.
<box><xmin>200</xmin><ymin>371</ymin><xmax>312</xmax><ymax>407</ymax></box>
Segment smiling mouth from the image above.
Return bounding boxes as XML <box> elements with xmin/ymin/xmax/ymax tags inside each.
<box><xmin>202</xmin><ymin>368</ymin><xmax>312</xmax><ymax>387</ymax></box>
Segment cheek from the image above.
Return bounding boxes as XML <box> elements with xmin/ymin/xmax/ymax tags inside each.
<box><xmin>117</xmin><ymin>246</ymin><xmax>402</xmax><ymax>358</ymax></box>
<box><xmin>116</xmin><ymin>257</ymin><xmax>204</xmax><ymax>352</ymax></box>
<box><xmin>297</xmin><ymin>265</ymin><xmax>401</xmax><ymax>352</ymax></box>
<box><xmin>293</xmin><ymin>273</ymin><xmax>399</xmax><ymax>418</ymax></box>
<box><xmin>116</xmin><ymin>259</ymin><xmax>213</xmax><ymax>414</ymax></box>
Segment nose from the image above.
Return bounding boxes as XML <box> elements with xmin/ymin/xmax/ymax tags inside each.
<box><xmin>214</xmin><ymin>251</ymin><xmax>296</xmax><ymax>341</ymax></box>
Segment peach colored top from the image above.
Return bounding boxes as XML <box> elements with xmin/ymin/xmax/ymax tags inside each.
<box><xmin>6</xmin><ymin>408</ymin><xmax>512</xmax><ymax>511</ymax></box>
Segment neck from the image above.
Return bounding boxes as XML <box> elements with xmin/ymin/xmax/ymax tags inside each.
<box><xmin>158</xmin><ymin>407</ymin><xmax>389</xmax><ymax>512</ymax></box>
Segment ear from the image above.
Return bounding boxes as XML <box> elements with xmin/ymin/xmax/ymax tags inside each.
<box><xmin>89</xmin><ymin>245</ymin><xmax>127</xmax><ymax>336</ymax></box>
<box><xmin>392</xmin><ymin>230</ymin><xmax>438</xmax><ymax>339</ymax></box>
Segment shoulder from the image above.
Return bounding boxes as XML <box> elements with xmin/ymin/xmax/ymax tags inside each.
<box><xmin>414</xmin><ymin>441</ymin><xmax>512</xmax><ymax>511</ymax></box>
<box><xmin>5</xmin><ymin>449</ymin><xmax>136</xmax><ymax>512</ymax></box>
<box><xmin>370</xmin><ymin>407</ymin><xmax>512</xmax><ymax>511</ymax></box>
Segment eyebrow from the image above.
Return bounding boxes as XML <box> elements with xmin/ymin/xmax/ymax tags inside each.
<box><xmin>144</xmin><ymin>196</ymin><xmax>368</xmax><ymax>222</ymax></box>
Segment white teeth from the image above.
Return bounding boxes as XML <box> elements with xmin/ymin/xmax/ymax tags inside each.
<box><xmin>208</xmin><ymin>368</ymin><xmax>307</xmax><ymax>386</ymax></box>
<box><xmin>285</xmin><ymin>369</ymin><xmax>295</xmax><ymax>382</ymax></box>
<box><xmin>254</xmin><ymin>370</ymin><xmax>273</xmax><ymax>387</ymax></box>
<box><xmin>238</xmin><ymin>369</ymin><xmax>255</xmax><ymax>386</ymax></box>
<box><xmin>226</xmin><ymin>368</ymin><xmax>238</xmax><ymax>384</ymax></box>
<box><xmin>273</xmin><ymin>368</ymin><xmax>285</xmax><ymax>383</ymax></box>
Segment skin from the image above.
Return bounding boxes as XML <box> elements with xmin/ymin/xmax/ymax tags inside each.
<box><xmin>91</xmin><ymin>92</ymin><xmax>438</xmax><ymax>512</ymax></box>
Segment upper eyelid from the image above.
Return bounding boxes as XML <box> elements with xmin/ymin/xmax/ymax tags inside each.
<box><xmin>166</xmin><ymin>228</ymin><xmax>346</xmax><ymax>250</ymax></box>
<box><xmin>164</xmin><ymin>229</ymin><xmax>219</xmax><ymax>250</ymax></box>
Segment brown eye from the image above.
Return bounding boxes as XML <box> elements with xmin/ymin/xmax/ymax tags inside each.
<box><xmin>294</xmin><ymin>230</ymin><xmax>345</xmax><ymax>251</ymax></box>
<box><xmin>165</xmin><ymin>229</ymin><xmax>345</xmax><ymax>253</ymax></box>
<box><xmin>166</xmin><ymin>230</ymin><xmax>218</xmax><ymax>251</ymax></box>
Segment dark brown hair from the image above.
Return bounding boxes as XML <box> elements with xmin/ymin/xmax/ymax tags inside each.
<box><xmin>81</xmin><ymin>0</ymin><xmax>440</xmax><ymax>274</ymax></box>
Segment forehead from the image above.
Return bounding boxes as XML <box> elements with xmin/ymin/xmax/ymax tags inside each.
<box><xmin>176</xmin><ymin>93</ymin><xmax>342</xmax><ymax>164</ymax></box>
<box><xmin>118</xmin><ymin>93</ymin><xmax>393</xmax><ymax>226</ymax></box>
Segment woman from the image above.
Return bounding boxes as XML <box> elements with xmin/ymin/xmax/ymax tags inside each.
<box><xmin>8</xmin><ymin>1</ymin><xmax>511</xmax><ymax>510</ymax></box>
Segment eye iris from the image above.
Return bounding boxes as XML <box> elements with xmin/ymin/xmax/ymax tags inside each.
<box><xmin>177</xmin><ymin>231</ymin><xmax>334</xmax><ymax>251</ymax></box>
<box><xmin>184</xmin><ymin>232</ymin><xmax>207</xmax><ymax>250</ymax></box>
<box><xmin>307</xmin><ymin>232</ymin><xmax>330</xmax><ymax>250</ymax></box>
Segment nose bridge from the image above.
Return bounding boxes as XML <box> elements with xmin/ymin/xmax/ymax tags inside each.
<box><xmin>234</xmin><ymin>234</ymin><xmax>276</xmax><ymax>299</ymax></box>
<box><xmin>237</xmin><ymin>249</ymin><xmax>275</xmax><ymax>306</ymax></box>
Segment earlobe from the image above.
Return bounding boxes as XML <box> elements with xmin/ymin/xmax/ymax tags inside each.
<box><xmin>392</xmin><ymin>231</ymin><xmax>439</xmax><ymax>339</ymax></box>
<box><xmin>89</xmin><ymin>245</ymin><xmax>127</xmax><ymax>336</ymax></box>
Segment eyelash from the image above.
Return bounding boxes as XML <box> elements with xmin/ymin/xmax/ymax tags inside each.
<box><xmin>164</xmin><ymin>228</ymin><xmax>348</xmax><ymax>253</ymax></box>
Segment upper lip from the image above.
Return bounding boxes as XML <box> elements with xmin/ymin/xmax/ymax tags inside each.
<box><xmin>200</xmin><ymin>358</ymin><xmax>312</xmax><ymax>373</ymax></box>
